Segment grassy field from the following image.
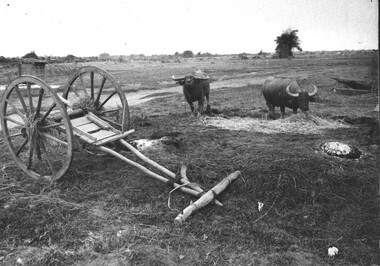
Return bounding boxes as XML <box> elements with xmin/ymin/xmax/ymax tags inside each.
<box><xmin>0</xmin><ymin>51</ymin><xmax>379</xmax><ymax>265</ymax></box>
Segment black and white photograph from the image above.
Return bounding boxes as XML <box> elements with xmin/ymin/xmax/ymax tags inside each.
<box><xmin>0</xmin><ymin>0</ymin><xmax>378</xmax><ymax>265</ymax></box>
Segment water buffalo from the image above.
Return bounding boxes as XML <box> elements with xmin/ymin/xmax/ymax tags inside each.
<box><xmin>262</xmin><ymin>76</ymin><xmax>318</xmax><ymax>119</ymax></box>
<box><xmin>172</xmin><ymin>71</ymin><xmax>210</xmax><ymax>116</ymax></box>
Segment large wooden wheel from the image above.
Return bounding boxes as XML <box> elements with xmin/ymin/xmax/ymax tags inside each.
<box><xmin>0</xmin><ymin>76</ymin><xmax>74</xmax><ymax>181</ymax></box>
<box><xmin>62</xmin><ymin>66</ymin><xmax>130</xmax><ymax>132</ymax></box>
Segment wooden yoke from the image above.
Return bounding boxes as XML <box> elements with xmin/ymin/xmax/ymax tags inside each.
<box><xmin>118</xmin><ymin>140</ymin><xmax>223</xmax><ymax>206</ymax></box>
<box><xmin>174</xmin><ymin>171</ymin><xmax>241</xmax><ymax>225</ymax></box>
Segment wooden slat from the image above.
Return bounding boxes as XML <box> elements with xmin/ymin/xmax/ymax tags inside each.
<box><xmin>77</xmin><ymin>123</ymin><xmax>101</xmax><ymax>133</ymax></box>
<box><xmin>94</xmin><ymin>129</ymin><xmax>135</xmax><ymax>146</ymax></box>
<box><xmin>77</xmin><ymin>134</ymin><xmax>96</xmax><ymax>144</ymax></box>
<box><xmin>90</xmin><ymin>130</ymin><xmax>116</xmax><ymax>141</ymax></box>
<box><xmin>87</xmin><ymin>112</ymin><xmax>113</xmax><ymax>130</ymax></box>
<box><xmin>71</xmin><ymin>116</ymin><xmax>92</xmax><ymax>127</ymax></box>
<box><xmin>72</xmin><ymin>126</ymin><xmax>97</xmax><ymax>142</ymax></box>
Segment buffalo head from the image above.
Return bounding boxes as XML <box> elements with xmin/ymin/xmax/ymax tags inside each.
<box><xmin>172</xmin><ymin>72</ymin><xmax>209</xmax><ymax>87</ymax></box>
<box><xmin>285</xmin><ymin>83</ymin><xmax>318</xmax><ymax>112</ymax></box>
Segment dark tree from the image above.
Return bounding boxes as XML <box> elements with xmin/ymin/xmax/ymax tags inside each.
<box><xmin>99</xmin><ymin>53</ymin><xmax>111</xmax><ymax>61</ymax></box>
<box><xmin>275</xmin><ymin>29</ymin><xmax>302</xmax><ymax>58</ymax></box>
<box><xmin>65</xmin><ymin>54</ymin><xmax>76</xmax><ymax>62</ymax></box>
<box><xmin>238</xmin><ymin>53</ymin><xmax>249</xmax><ymax>60</ymax></box>
<box><xmin>182</xmin><ymin>50</ymin><xmax>194</xmax><ymax>58</ymax></box>
<box><xmin>23</xmin><ymin>51</ymin><xmax>39</xmax><ymax>59</ymax></box>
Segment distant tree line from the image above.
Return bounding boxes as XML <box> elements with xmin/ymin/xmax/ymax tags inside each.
<box><xmin>0</xmin><ymin>51</ymin><xmax>103</xmax><ymax>64</ymax></box>
<box><xmin>174</xmin><ymin>50</ymin><xmax>217</xmax><ymax>58</ymax></box>
<box><xmin>0</xmin><ymin>50</ymin><xmax>221</xmax><ymax>65</ymax></box>
<box><xmin>1</xmin><ymin>33</ymin><xmax>376</xmax><ymax>65</ymax></box>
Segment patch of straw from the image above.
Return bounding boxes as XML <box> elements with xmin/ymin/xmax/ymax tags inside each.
<box><xmin>72</xmin><ymin>97</ymin><xmax>103</xmax><ymax>114</ymax></box>
<box><xmin>205</xmin><ymin>113</ymin><xmax>348</xmax><ymax>134</ymax></box>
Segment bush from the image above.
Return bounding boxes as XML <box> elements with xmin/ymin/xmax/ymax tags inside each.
<box><xmin>182</xmin><ymin>50</ymin><xmax>194</xmax><ymax>58</ymax></box>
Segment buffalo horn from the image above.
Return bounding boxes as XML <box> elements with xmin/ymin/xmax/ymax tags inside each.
<box><xmin>285</xmin><ymin>84</ymin><xmax>299</xmax><ymax>97</ymax></box>
<box><xmin>194</xmin><ymin>75</ymin><xmax>209</xmax><ymax>81</ymax></box>
<box><xmin>193</xmin><ymin>70</ymin><xmax>209</xmax><ymax>80</ymax></box>
<box><xmin>193</xmin><ymin>71</ymin><xmax>209</xmax><ymax>80</ymax></box>
<box><xmin>172</xmin><ymin>75</ymin><xmax>185</xmax><ymax>81</ymax></box>
<box><xmin>308</xmin><ymin>84</ymin><xmax>318</xmax><ymax>96</ymax></box>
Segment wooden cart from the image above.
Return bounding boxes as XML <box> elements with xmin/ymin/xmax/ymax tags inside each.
<box><xmin>0</xmin><ymin>66</ymin><xmax>240</xmax><ymax>224</ymax></box>
<box><xmin>331</xmin><ymin>77</ymin><xmax>376</xmax><ymax>96</ymax></box>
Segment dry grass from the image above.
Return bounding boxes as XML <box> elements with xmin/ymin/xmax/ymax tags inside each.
<box><xmin>0</xmin><ymin>52</ymin><xmax>379</xmax><ymax>265</ymax></box>
<box><xmin>205</xmin><ymin>113</ymin><xmax>348</xmax><ymax>134</ymax></box>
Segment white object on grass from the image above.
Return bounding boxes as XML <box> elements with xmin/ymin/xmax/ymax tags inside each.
<box><xmin>328</xmin><ymin>247</ymin><xmax>339</xmax><ymax>257</ymax></box>
<box><xmin>258</xmin><ymin>202</ymin><xmax>264</xmax><ymax>212</ymax></box>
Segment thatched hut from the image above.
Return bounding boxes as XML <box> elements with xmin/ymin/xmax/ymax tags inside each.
<box><xmin>18</xmin><ymin>58</ymin><xmax>47</xmax><ymax>79</ymax></box>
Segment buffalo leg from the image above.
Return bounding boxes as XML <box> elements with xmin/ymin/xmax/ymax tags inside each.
<box><xmin>186</xmin><ymin>99</ymin><xmax>195</xmax><ymax>116</ymax></box>
<box><xmin>267</xmin><ymin>103</ymin><xmax>275</xmax><ymax>119</ymax></box>
<box><xmin>280</xmin><ymin>106</ymin><xmax>286</xmax><ymax>119</ymax></box>
<box><xmin>197</xmin><ymin>99</ymin><xmax>204</xmax><ymax>117</ymax></box>
<box><xmin>206</xmin><ymin>93</ymin><xmax>211</xmax><ymax>112</ymax></box>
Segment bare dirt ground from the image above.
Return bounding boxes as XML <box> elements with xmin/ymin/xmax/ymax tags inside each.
<box><xmin>124</xmin><ymin>75</ymin><xmax>258</xmax><ymax>107</ymax></box>
<box><xmin>0</xmin><ymin>52</ymin><xmax>379</xmax><ymax>265</ymax></box>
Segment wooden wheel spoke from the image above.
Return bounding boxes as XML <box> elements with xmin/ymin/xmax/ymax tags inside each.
<box><xmin>98</xmin><ymin>91</ymin><xmax>117</xmax><ymax>109</ymax></box>
<box><xmin>9</xmin><ymin>132</ymin><xmax>24</xmax><ymax>138</ymax></box>
<box><xmin>79</xmin><ymin>74</ymin><xmax>89</xmax><ymax>97</ymax></box>
<box><xmin>68</xmin><ymin>85</ymin><xmax>80</xmax><ymax>97</ymax></box>
<box><xmin>90</xmin><ymin>72</ymin><xmax>94</xmax><ymax>98</ymax></box>
<box><xmin>95</xmin><ymin>76</ymin><xmax>107</xmax><ymax>104</ymax></box>
<box><xmin>27</xmin><ymin>139</ymin><xmax>35</xmax><ymax>169</ymax></box>
<box><xmin>16</xmin><ymin>138</ymin><xmax>29</xmax><ymax>156</ymax></box>
<box><xmin>14</xmin><ymin>85</ymin><xmax>29</xmax><ymax>115</ymax></box>
<box><xmin>4</xmin><ymin>115</ymin><xmax>25</xmax><ymax>126</ymax></box>
<box><xmin>97</xmin><ymin>116</ymin><xmax>122</xmax><ymax>128</ymax></box>
<box><xmin>27</xmin><ymin>82</ymin><xmax>35</xmax><ymax>114</ymax></box>
<box><xmin>35</xmin><ymin>88</ymin><xmax>44</xmax><ymax>118</ymax></box>
<box><xmin>42</xmin><ymin>133</ymin><xmax>68</xmax><ymax>146</ymax></box>
<box><xmin>40</xmin><ymin>103</ymin><xmax>56</xmax><ymax>123</ymax></box>
<box><xmin>40</xmin><ymin>122</ymin><xmax>64</xmax><ymax>130</ymax></box>
<box><xmin>39</xmin><ymin>140</ymin><xmax>56</xmax><ymax>174</ymax></box>
<box><xmin>36</xmin><ymin>143</ymin><xmax>42</xmax><ymax>160</ymax></box>
<box><xmin>5</xmin><ymin>99</ymin><xmax>28</xmax><ymax>123</ymax></box>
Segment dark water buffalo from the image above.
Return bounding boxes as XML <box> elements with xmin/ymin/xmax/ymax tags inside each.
<box><xmin>262</xmin><ymin>76</ymin><xmax>318</xmax><ymax>119</ymax></box>
<box><xmin>172</xmin><ymin>71</ymin><xmax>210</xmax><ymax>116</ymax></box>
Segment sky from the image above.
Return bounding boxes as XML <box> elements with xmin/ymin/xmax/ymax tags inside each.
<box><xmin>0</xmin><ymin>0</ymin><xmax>378</xmax><ymax>57</ymax></box>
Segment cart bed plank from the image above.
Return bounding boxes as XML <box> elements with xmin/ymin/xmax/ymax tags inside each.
<box><xmin>71</xmin><ymin>116</ymin><xmax>92</xmax><ymax>127</ymax></box>
<box><xmin>69</xmin><ymin>114</ymin><xmax>134</xmax><ymax>145</ymax></box>
<box><xmin>94</xmin><ymin>129</ymin><xmax>135</xmax><ymax>146</ymax></box>
<box><xmin>90</xmin><ymin>130</ymin><xmax>116</xmax><ymax>140</ymax></box>
<box><xmin>73</xmin><ymin>127</ymin><xmax>97</xmax><ymax>142</ymax></box>
<box><xmin>77</xmin><ymin>123</ymin><xmax>101</xmax><ymax>133</ymax></box>
<box><xmin>76</xmin><ymin>134</ymin><xmax>96</xmax><ymax>144</ymax></box>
